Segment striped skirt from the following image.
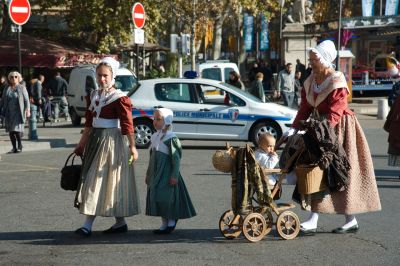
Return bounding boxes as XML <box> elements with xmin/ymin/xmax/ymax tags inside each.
<box><xmin>76</xmin><ymin>128</ymin><xmax>140</xmax><ymax>217</ymax></box>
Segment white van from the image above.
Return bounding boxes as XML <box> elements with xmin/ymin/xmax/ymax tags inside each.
<box><xmin>67</xmin><ymin>64</ymin><xmax>137</xmax><ymax>126</ymax></box>
<box><xmin>199</xmin><ymin>61</ymin><xmax>240</xmax><ymax>83</ymax></box>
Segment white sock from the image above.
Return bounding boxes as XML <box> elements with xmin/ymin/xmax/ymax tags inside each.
<box><xmin>82</xmin><ymin>215</ymin><xmax>96</xmax><ymax>231</ymax></box>
<box><xmin>113</xmin><ymin>217</ymin><xmax>126</xmax><ymax>228</ymax></box>
<box><xmin>300</xmin><ymin>212</ymin><xmax>319</xmax><ymax>230</ymax></box>
<box><xmin>160</xmin><ymin>217</ymin><xmax>168</xmax><ymax>230</ymax></box>
<box><xmin>342</xmin><ymin>215</ymin><xmax>357</xmax><ymax>229</ymax></box>
<box><xmin>167</xmin><ymin>219</ymin><xmax>177</xmax><ymax>227</ymax></box>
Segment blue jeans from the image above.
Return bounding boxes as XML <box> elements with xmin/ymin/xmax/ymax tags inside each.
<box><xmin>282</xmin><ymin>91</ymin><xmax>295</xmax><ymax>108</ymax></box>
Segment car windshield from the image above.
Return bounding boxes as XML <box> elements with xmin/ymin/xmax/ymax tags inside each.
<box><xmin>221</xmin><ymin>82</ymin><xmax>267</xmax><ymax>103</ymax></box>
<box><xmin>115</xmin><ymin>75</ymin><xmax>137</xmax><ymax>92</ymax></box>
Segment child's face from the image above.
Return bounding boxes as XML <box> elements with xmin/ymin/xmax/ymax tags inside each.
<box><xmin>260</xmin><ymin>138</ymin><xmax>275</xmax><ymax>153</ymax></box>
<box><xmin>153</xmin><ymin>111</ymin><xmax>165</xmax><ymax>131</ymax></box>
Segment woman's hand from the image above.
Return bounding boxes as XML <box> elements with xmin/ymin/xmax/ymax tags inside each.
<box><xmin>169</xmin><ymin>177</ymin><xmax>178</xmax><ymax>186</ymax></box>
<box><xmin>130</xmin><ymin>146</ymin><xmax>139</xmax><ymax>163</ymax></box>
<box><xmin>26</xmin><ymin>109</ymin><xmax>31</xmax><ymax>118</ymax></box>
<box><xmin>276</xmin><ymin>128</ymin><xmax>297</xmax><ymax>150</ymax></box>
<box><xmin>74</xmin><ymin>143</ymin><xmax>84</xmax><ymax>156</ymax></box>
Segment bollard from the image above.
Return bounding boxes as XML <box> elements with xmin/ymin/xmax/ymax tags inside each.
<box><xmin>29</xmin><ymin>104</ymin><xmax>38</xmax><ymax>140</ymax></box>
<box><xmin>377</xmin><ymin>99</ymin><xmax>389</xmax><ymax>120</ymax></box>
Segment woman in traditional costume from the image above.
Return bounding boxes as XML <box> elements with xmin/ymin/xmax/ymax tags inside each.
<box><xmin>74</xmin><ymin>57</ymin><xmax>140</xmax><ymax>237</ymax></box>
<box><xmin>146</xmin><ymin>108</ymin><xmax>196</xmax><ymax>234</ymax></box>
<box><xmin>279</xmin><ymin>40</ymin><xmax>381</xmax><ymax>234</ymax></box>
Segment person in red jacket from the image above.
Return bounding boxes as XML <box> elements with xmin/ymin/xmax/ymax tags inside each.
<box><xmin>277</xmin><ymin>40</ymin><xmax>381</xmax><ymax>235</ymax></box>
<box><xmin>73</xmin><ymin>57</ymin><xmax>140</xmax><ymax>237</ymax></box>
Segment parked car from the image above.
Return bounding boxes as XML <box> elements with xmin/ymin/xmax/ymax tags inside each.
<box><xmin>67</xmin><ymin>64</ymin><xmax>137</xmax><ymax>126</ymax></box>
<box><xmin>130</xmin><ymin>77</ymin><xmax>297</xmax><ymax>148</ymax></box>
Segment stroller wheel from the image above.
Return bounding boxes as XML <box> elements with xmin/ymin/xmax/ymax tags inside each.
<box><xmin>276</xmin><ymin>211</ymin><xmax>300</xmax><ymax>240</ymax></box>
<box><xmin>242</xmin><ymin>213</ymin><xmax>267</xmax><ymax>242</ymax></box>
<box><xmin>219</xmin><ymin>210</ymin><xmax>243</xmax><ymax>239</ymax></box>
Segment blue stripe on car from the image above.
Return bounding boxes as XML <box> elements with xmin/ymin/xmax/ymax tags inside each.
<box><xmin>132</xmin><ymin>109</ymin><xmax>291</xmax><ymax>121</ymax></box>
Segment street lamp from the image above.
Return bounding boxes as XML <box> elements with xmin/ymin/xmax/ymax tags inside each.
<box><xmin>336</xmin><ymin>0</ymin><xmax>343</xmax><ymax>71</ymax></box>
<box><xmin>279</xmin><ymin>0</ymin><xmax>285</xmax><ymax>68</ymax></box>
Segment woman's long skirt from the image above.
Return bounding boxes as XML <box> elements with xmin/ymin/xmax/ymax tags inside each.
<box><xmin>76</xmin><ymin>128</ymin><xmax>140</xmax><ymax>217</ymax></box>
<box><xmin>311</xmin><ymin>114</ymin><xmax>381</xmax><ymax>214</ymax></box>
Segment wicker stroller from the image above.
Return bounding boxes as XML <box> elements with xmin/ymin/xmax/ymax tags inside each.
<box><xmin>213</xmin><ymin>143</ymin><xmax>302</xmax><ymax>242</ymax></box>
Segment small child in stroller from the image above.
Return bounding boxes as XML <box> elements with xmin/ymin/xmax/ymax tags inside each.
<box><xmin>255</xmin><ymin>133</ymin><xmax>279</xmax><ymax>186</ymax></box>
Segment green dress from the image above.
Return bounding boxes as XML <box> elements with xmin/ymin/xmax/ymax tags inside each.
<box><xmin>145</xmin><ymin>136</ymin><xmax>196</xmax><ymax>219</ymax></box>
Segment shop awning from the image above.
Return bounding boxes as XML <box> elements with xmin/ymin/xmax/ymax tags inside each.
<box><xmin>0</xmin><ymin>34</ymin><xmax>115</xmax><ymax>68</ymax></box>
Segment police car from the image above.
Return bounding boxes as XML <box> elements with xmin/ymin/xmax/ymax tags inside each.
<box><xmin>130</xmin><ymin>77</ymin><xmax>297</xmax><ymax>148</ymax></box>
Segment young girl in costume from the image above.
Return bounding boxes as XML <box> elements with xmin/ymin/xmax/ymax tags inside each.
<box><xmin>145</xmin><ymin>108</ymin><xmax>196</xmax><ymax>234</ymax></box>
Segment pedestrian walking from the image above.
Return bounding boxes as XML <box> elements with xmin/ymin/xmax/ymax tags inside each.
<box><xmin>227</xmin><ymin>71</ymin><xmax>245</xmax><ymax>91</ymax></box>
<box><xmin>294</xmin><ymin>71</ymin><xmax>303</xmax><ymax>108</ymax></box>
<box><xmin>30</xmin><ymin>75</ymin><xmax>49</xmax><ymax>121</ymax></box>
<box><xmin>296</xmin><ymin>59</ymin><xmax>306</xmax><ymax>83</ymax></box>
<box><xmin>248</xmin><ymin>72</ymin><xmax>266</xmax><ymax>102</ymax></box>
<box><xmin>48</xmin><ymin>71</ymin><xmax>69</xmax><ymax>120</ymax></box>
<box><xmin>73</xmin><ymin>57</ymin><xmax>140</xmax><ymax>237</ymax></box>
<box><xmin>384</xmin><ymin>94</ymin><xmax>400</xmax><ymax>174</ymax></box>
<box><xmin>0</xmin><ymin>75</ymin><xmax>7</xmax><ymax>99</ymax></box>
<box><xmin>277</xmin><ymin>40</ymin><xmax>381</xmax><ymax>235</ymax></box>
<box><xmin>0</xmin><ymin>71</ymin><xmax>30</xmax><ymax>153</ymax></box>
<box><xmin>277</xmin><ymin>63</ymin><xmax>295</xmax><ymax>108</ymax></box>
<box><xmin>146</xmin><ymin>108</ymin><xmax>196</xmax><ymax>234</ymax></box>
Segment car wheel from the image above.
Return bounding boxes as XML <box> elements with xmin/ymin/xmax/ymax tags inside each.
<box><xmin>251</xmin><ymin>121</ymin><xmax>282</xmax><ymax>145</ymax></box>
<box><xmin>69</xmin><ymin>107</ymin><xmax>81</xmax><ymax>126</ymax></box>
<box><xmin>134</xmin><ymin>120</ymin><xmax>154</xmax><ymax>148</ymax></box>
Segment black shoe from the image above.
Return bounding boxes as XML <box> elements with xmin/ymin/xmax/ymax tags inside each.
<box><xmin>153</xmin><ymin>228</ymin><xmax>172</xmax><ymax>235</ymax></box>
<box><xmin>300</xmin><ymin>227</ymin><xmax>317</xmax><ymax>236</ymax></box>
<box><xmin>75</xmin><ymin>227</ymin><xmax>91</xmax><ymax>237</ymax></box>
<box><xmin>103</xmin><ymin>224</ymin><xmax>128</xmax><ymax>234</ymax></box>
<box><xmin>8</xmin><ymin>148</ymin><xmax>18</xmax><ymax>154</ymax></box>
<box><xmin>18</xmin><ymin>145</ymin><xmax>23</xmax><ymax>152</ymax></box>
<box><xmin>332</xmin><ymin>224</ymin><xmax>359</xmax><ymax>234</ymax></box>
<box><xmin>165</xmin><ymin>220</ymin><xmax>178</xmax><ymax>233</ymax></box>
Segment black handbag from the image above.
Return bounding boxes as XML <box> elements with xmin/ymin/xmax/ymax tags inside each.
<box><xmin>60</xmin><ymin>152</ymin><xmax>82</xmax><ymax>191</ymax></box>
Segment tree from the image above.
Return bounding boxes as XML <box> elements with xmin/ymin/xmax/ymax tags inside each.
<box><xmin>35</xmin><ymin>0</ymin><xmax>166</xmax><ymax>53</ymax></box>
<box><xmin>0</xmin><ymin>1</ymin><xmax>12</xmax><ymax>39</ymax></box>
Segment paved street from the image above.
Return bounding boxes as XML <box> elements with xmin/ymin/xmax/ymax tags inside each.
<box><xmin>0</xmin><ymin>113</ymin><xmax>399</xmax><ymax>265</ymax></box>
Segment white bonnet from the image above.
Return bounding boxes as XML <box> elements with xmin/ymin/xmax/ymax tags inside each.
<box><xmin>99</xmin><ymin>57</ymin><xmax>120</xmax><ymax>79</ymax></box>
<box><xmin>157</xmin><ymin>108</ymin><xmax>174</xmax><ymax>125</ymax></box>
<box><xmin>308</xmin><ymin>40</ymin><xmax>337</xmax><ymax>69</ymax></box>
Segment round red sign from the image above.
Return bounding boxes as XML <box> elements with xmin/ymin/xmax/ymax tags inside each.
<box><xmin>132</xmin><ymin>3</ymin><xmax>145</xmax><ymax>29</ymax></box>
<box><xmin>8</xmin><ymin>0</ymin><xmax>31</xmax><ymax>26</ymax></box>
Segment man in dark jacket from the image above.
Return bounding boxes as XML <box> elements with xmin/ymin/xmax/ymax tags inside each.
<box><xmin>48</xmin><ymin>71</ymin><xmax>69</xmax><ymax>121</ymax></box>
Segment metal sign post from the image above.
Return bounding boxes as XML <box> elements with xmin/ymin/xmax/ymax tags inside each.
<box><xmin>8</xmin><ymin>0</ymin><xmax>31</xmax><ymax>73</ymax></box>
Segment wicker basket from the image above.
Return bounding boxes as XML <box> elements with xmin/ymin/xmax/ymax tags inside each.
<box><xmin>212</xmin><ymin>150</ymin><xmax>233</xmax><ymax>173</ymax></box>
<box><xmin>295</xmin><ymin>164</ymin><xmax>326</xmax><ymax>194</ymax></box>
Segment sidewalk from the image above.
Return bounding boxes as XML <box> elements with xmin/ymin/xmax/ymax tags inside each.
<box><xmin>0</xmin><ymin>120</ymin><xmax>81</xmax><ymax>154</ymax></box>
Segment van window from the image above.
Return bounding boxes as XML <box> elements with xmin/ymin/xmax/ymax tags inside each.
<box><xmin>115</xmin><ymin>75</ymin><xmax>137</xmax><ymax>92</ymax></box>
<box><xmin>155</xmin><ymin>83</ymin><xmax>193</xmax><ymax>103</ymax></box>
<box><xmin>85</xmin><ymin>76</ymin><xmax>96</xmax><ymax>96</ymax></box>
<box><xmin>202</xmin><ymin>68</ymin><xmax>222</xmax><ymax>81</ymax></box>
<box><xmin>224</xmin><ymin>67</ymin><xmax>235</xmax><ymax>82</ymax></box>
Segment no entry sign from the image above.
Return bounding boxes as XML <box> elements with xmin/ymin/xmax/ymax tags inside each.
<box><xmin>132</xmin><ymin>3</ymin><xmax>145</xmax><ymax>29</ymax></box>
<box><xmin>8</xmin><ymin>0</ymin><xmax>31</xmax><ymax>25</ymax></box>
